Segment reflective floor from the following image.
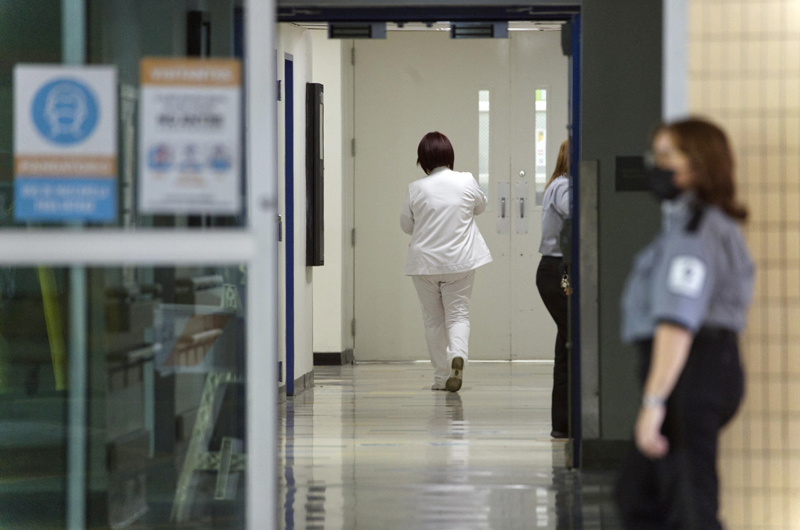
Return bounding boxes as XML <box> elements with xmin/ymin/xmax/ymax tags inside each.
<box><xmin>279</xmin><ymin>363</ymin><xmax>620</xmax><ymax>530</ymax></box>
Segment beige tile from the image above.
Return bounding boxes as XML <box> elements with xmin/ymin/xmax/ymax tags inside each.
<box><xmin>689</xmin><ymin>39</ymin><xmax>705</xmax><ymax>75</ymax></box>
<box><xmin>788</xmin><ymin>341</ymin><xmax>800</xmax><ymax>375</ymax></box>
<box><xmin>709</xmin><ymin>79</ymin><xmax>725</xmax><ymax>113</ymax></box>
<box><xmin>689</xmin><ymin>79</ymin><xmax>706</xmax><ymax>111</ymax></box>
<box><xmin>783</xmin><ymin>40</ymin><xmax>800</xmax><ymax>73</ymax></box>
<box><xmin>788</xmin><ymin>2</ymin><xmax>800</xmax><ymax>35</ymax></box>
<box><xmin>750</xmin><ymin>492</ymin><xmax>766</xmax><ymax>523</ymax></box>
<box><xmin>786</xmin><ymin>266</ymin><xmax>800</xmax><ymax>299</ymax></box>
<box><xmin>766</xmin><ymin>40</ymin><xmax>782</xmax><ymax>75</ymax></box>
<box><xmin>765</xmin><ymin>190</ymin><xmax>782</xmax><ymax>223</ymax></box>
<box><xmin>767</xmin><ymin>305</ymin><xmax>785</xmax><ymax>339</ymax></box>
<box><xmin>789</xmin><ymin>302</ymin><xmax>800</xmax><ymax>336</ymax></box>
<box><xmin>767</xmin><ymin>340</ymin><xmax>785</xmax><ymax>375</ymax></box>
<box><xmin>766</xmin><ymin>228</ymin><xmax>783</xmax><ymax>263</ymax></box>
<box><xmin>745</xmin><ymin>1</ymin><xmax>764</xmax><ymax>35</ymax></box>
<box><xmin>727</xmin><ymin>416</ymin><xmax>745</xmax><ymax>451</ymax></box>
<box><xmin>790</xmin><ymin>495</ymin><xmax>800</xmax><ymax>530</ymax></box>
<box><xmin>750</xmin><ymin>417</ymin><xmax>767</xmax><ymax>453</ymax></box>
<box><xmin>689</xmin><ymin>1</ymin><xmax>706</xmax><ymax>38</ymax></box>
<box><xmin>766</xmin><ymin>116</ymin><xmax>782</xmax><ymax>150</ymax></box>
<box><xmin>709</xmin><ymin>41</ymin><xmax>725</xmax><ymax>76</ymax></box>
<box><xmin>789</xmin><ymin>456</ymin><xmax>800</xmax><ymax>490</ymax></box>
<box><xmin>744</xmin><ymin>78</ymin><xmax>761</xmax><ymax>112</ymax></box>
<box><xmin>770</xmin><ymin>456</ymin><xmax>788</xmax><ymax>490</ymax></box>
<box><xmin>727</xmin><ymin>1</ymin><xmax>744</xmax><ymax>39</ymax></box>
<box><xmin>768</xmin><ymin>386</ymin><xmax>784</xmax><ymax>421</ymax></box>
<box><xmin>787</xmin><ymin>118</ymin><xmax>800</xmax><ymax>149</ymax></box>
<box><xmin>706</xmin><ymin>2</ymin><xmax>724</xmax><ymax>36</ymax></box>
<box><xmin>788</xmin><ymin>379</ymin><xmax>800</xmax><ymax>413</ymax></box>
<box><xmin>765</xmin><ymin>1</ymin><xmax>784</xmax><ymax>34</ymax></box>
<box><xmin>724</xmin><ymin>491</ymin><xmax>747</xmax><ymax>527</ymax></box>
<box><xmin>768</xmin><ymin>492</ymin><xmax>786</xmax><ymax>527</ymax></box>
<box><xmin>786</xmin><ymin>191</ymin><xmax>800</xmax><ymax>225</ymax></box>
<box><xmin>787</xmin><ymin>228</ymin><xmax>800</xmax><ymax>263</ymax></box>
<box><xmin>727</xmin><ymin>40</ymin><xmax>745</xmax><ymax>76</ymax></box>
<box><xmin>765</xmin><ymin>155</ymin><xmax>783</xmax><ymax>188</ymax></box>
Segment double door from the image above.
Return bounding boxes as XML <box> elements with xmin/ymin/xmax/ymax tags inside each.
<box><xmin>353</xmin><ymin>29</ymin><xmax>568</xmax><ymax>361</ymax></box>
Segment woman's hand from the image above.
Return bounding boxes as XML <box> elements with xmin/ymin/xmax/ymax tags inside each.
<box><xmin>635</xmin><ymin>404</ymin><xmax>669</xmax><ymax>459</ymax></box>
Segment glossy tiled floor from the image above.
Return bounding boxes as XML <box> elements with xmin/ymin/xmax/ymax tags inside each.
<box><xmin>278</xmin><ymin>363</ymin><xmax>620</xmax><ymax>530</ymax></box>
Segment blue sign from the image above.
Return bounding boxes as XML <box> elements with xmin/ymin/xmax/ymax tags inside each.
<box><xmin>31</xmin><ymin>78</ymin><xmax>99</xmax><ymax>145</ymax></box>
<box><xmin>14</xmin><ymin>178</ymin><xmax>116</xmax><ymax>222</ymax></box>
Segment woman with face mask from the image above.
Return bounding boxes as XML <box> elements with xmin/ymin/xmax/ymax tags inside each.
<box><xmin>615</xmin><ymin>118</ymin><xmax>754</xmax><ymax>529</ymax></box>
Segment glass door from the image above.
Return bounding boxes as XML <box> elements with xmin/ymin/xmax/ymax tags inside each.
<box><xmin>0</xmin><ymin>1</ymin><xmax>277</xmax><ymax>529</ymax></box>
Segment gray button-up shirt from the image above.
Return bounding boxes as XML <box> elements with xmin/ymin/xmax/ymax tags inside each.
<box><xmin>539</xmin><ymin>175</ymin><xmax>570</xmax><ymax>257</ymax></box>
<box><xmin>621</xmin><ymin>193</ymin><xmax>754</xmax><ymax>344</ymax></box>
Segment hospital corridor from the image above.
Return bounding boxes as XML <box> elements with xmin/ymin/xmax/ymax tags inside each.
<box><xmin>1</xmin><ymin>1</ymin><xmax>800</xmax><ymax>529</ymax></box>
<box><xmin>278</xmin><ymin>364</ymin><xmax>618</xmax><ymax>530</ymax></box>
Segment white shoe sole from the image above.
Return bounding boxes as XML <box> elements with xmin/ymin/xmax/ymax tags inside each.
<box><xmin>445</xmin><ymin>357</ymin><xmax>464</xmax><ymax>392</ymax></box>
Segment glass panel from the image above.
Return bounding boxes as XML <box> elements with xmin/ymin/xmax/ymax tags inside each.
<box><xmin>0</xmin><ymin>1</ymin><xmax>246</xmax><ymax>230</ymax></box>
<box><xmin>478</xmin><ymin>90</ymin><xmax>490</xmax><ymax>198</ymax></box>
<box><xmin>535</xmin><ymin>89</ymin><xmax>547</xmax><ymax>206</ymax></box>
<box><xmin>0</xmin><ymin>265</ymin><xmax>248</xmax><ymax>529</ymax></box>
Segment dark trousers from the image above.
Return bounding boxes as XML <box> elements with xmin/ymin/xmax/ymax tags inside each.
<box><xmin>615</xmin><ymin>329</ymin><xmax>745</xmax><ymax>530</ymax></box>
<box><xmin>536</xmin><ymin>255</ymin><xmax>569</xmax><ymax>434</ymax></box>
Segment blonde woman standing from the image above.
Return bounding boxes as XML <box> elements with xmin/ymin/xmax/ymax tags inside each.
<box><xmin>536</xmin><ymin>139</ymin><xmax>571</xmax><ymax>438</ymax></box>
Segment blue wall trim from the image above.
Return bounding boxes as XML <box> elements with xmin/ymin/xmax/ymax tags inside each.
<box><xmin>285</xmin><ymin>58</ymin><xmax>296</xmax><ymax>397</ymax></box>
<box><xmin>568</xmin><ymin>12</ymin><xmax>582</xmax><ymax>469</ymax></box>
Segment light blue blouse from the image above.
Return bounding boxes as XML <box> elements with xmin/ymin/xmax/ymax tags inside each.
<box><xmin>538</xmin><ymin>175</ymin><xmax>570</xmax><ymax>257</ymax></box>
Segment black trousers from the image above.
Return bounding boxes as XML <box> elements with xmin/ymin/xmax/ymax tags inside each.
<box><xmin>536</xmin><ymin>255</ymin><xmax>569</xmax><ymax>434</ymax></box>
<box><xmin>615</xmin><ymin>328</ymin><xmax>745</xmax><ymax>530</ymax></box>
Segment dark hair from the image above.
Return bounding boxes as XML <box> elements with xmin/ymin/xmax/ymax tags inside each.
<box><xmin>656</xmin><ymin>118</ymin><xmax>748</xmax><ymax>222</ymax></box>
<box><xmin>417</xmin><ymin>132</ymin><xmax>455</xmax><ymax>174</ymax></box>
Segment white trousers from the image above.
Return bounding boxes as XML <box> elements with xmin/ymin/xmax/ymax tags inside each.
<box><xmin>412</xmin><ymin>270</ymin><xmax>475</xmax><ymax>385</ymax></box>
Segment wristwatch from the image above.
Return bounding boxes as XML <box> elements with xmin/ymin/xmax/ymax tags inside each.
<box><xmin>642</xmin><ymin>395</ymin><xmax>666</xmax><ymax>408</ymax></box>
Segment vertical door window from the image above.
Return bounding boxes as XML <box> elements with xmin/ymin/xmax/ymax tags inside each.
<box><xmin>478</xmin><ymin>90</ymin><xmax>490</xmax><ymax>198</ymax></box>
<box><xmin>535</xmin><ymin>88</ymin><xmax>547</xmax><ymax>205</ymax></box>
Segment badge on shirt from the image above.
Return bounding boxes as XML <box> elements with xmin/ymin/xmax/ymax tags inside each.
<box><xmin>667</xmin><ymin>256</ymin><xmax>707</xmax><ymax>298</ymax></box>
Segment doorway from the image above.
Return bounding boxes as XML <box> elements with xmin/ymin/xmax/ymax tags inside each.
<box><xmin>351</xmin><ymin>25</ymin><xmax>568</xmax><ymax>362</ymax></box>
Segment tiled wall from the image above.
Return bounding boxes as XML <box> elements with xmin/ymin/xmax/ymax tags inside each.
<box><xmin>689</xmin><ymin>1</ymin><xmax>800</xmax><ymax>528</ymax></box>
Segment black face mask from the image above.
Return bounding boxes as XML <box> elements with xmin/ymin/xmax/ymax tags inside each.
<box><xmin>647</xmin><ymin>167</ymin><xmax>681</xmax><ymax>201</ymax></box>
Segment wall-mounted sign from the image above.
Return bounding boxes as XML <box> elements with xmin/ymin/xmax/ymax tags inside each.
<box><xmin>14</xmin><ymin>65</ymin><xmax>118</xmax><ymax>222</ymax></box>
<box><xmin>138</xmin><ymin>58</ymin><xmax>242</xmax><ymax>215</ymax></box>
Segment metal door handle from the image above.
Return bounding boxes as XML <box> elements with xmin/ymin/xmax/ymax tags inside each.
<box><xmin>520</xmin><ymin>197</ymin><xmax>525</xmax><ymax>219</ymax></box>
<box><xmin>501</xmin><ymin>197</ymin><xmax>506</xmax><ymax>218</ymax></box>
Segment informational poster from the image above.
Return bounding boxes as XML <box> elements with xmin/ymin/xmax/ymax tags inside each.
<box><xmin>138</xmin><ymin>58</ymin><xmax>242</xmax><ymax>215</ymax></box>
<box><xmin>14</xmin><ymin>65</ymin><xmax>117</xmax><ymax>222</ymax></box>
<box><xmin>536</xmin><ymin>129</ymin><xmax>547</xmax><ymax>168</ymax></box>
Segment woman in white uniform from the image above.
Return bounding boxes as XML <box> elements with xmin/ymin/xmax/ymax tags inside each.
<box><xmin>400</xmin><ymin>132</ymin><xmax>493</xmax><ymax>392</ymax></box>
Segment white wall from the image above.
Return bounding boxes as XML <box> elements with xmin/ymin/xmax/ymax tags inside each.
<box><xmin>277</xmin><ymin>24</ymin><xmax>314</xmax><ymax>389</ymax></box>
<box><xmin>310</xmin><ymin>31</ymin><xmax>346</xmax><ymax>354</ymax></box>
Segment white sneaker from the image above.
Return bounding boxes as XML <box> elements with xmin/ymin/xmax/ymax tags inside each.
<box><xmin>445</xmin><ymin>357</ymin><xmax>464</xmax><ymax>392</ymax></box>
<box><xmin>431</xmin><ymin>384</ymin><xmax>447</xmax><ymax>391</ymax></box>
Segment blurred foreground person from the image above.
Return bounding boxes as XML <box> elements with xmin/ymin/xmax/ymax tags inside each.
<box><xmin>400</xmin><ymin>132</ymin><xmax>492</xmax><ymax>392</ymax></box>
<box><xmin>615</xmin><ymin>118</ymin><xmax>753</xmax><ymax>529</ymax></box>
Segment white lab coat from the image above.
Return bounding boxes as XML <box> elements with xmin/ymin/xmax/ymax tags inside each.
<box><xmin>400</xmin><ymin>167</ymin><xmax>493</xmax><ymax>276</ymax></box>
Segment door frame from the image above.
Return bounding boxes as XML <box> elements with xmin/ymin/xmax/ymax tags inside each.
<box><xmin>279</xmin><ymin>4</ymin><xmax>583</xmax><ymax>466</ymax></box>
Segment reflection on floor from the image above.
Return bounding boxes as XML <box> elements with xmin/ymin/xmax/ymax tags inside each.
<box><xmin>279</xmin><ymin>363</ymin><xmax>620</xmax><ymax>530</ymax></box>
